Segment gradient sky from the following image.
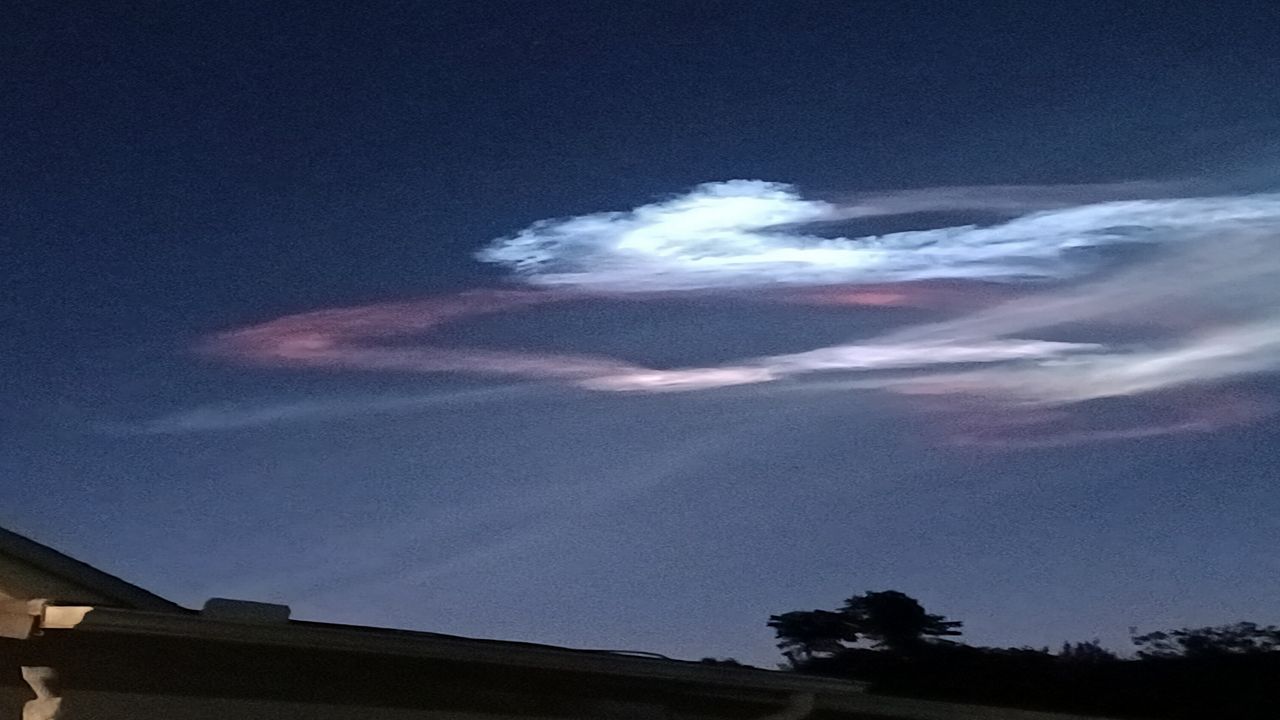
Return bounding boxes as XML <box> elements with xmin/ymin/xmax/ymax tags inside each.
<box><xmin>5</xmin><ymin>1</ymin><xmax>1280</xmax><ymax>666</ymax></box>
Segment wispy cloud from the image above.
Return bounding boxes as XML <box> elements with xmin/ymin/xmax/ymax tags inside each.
<box><xmin>113</xmin><ymin>385</ymin><xmax>535</xmax><ymax>435</ymax></box>
<box><xmin>862</xmin><ymin>230</ymin><xmax>1280</xmax><ymax>403</ymax></box>
<box><xmin>182</xmin><ymin>180</ymin><xmax>1280</xmax><ymax>444</ymax></box>
<box><xmin>200</xmin><ymin>412</ymin><xmax>770</xmax><ymax>606</ymax></box>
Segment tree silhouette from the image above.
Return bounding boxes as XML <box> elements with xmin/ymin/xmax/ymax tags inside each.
<box><xmin>1058</xmin><ymin>639</ymin><xmax>1117</xmax><ymax>662</ymax></box>
<box><xmin>770</xmin><ymin>596</ymin><xmax>1280</xmax><ymax>719</ymax></box>
<box><xmin>698</xmin><ymin>657</ymin><xmax>746</xmax><ymax>667</ymax></box>
<box><xmin>769</xmin><ymin>590</ymin><xmax>962</xmax><ymax>661</ymax></box>
<box><xmin>1132</xmin><ymin>622</ymin><xmax>1280</xmax><ymax>658</ymax></box>
<box><xmin>767</xmin><ymin>609</ymin><xmax>857</xmax><ymax>662</ymax></box>
<box><xmin>843</xmin><ymin>590</ymin><xmax>963</xmax><ymax>652</ymax></box>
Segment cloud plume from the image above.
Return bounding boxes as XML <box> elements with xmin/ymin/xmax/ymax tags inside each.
<box><xmin>196</xmin><ymin>180</ymin><xmax>1280</xmax><ymax>444</ymax></box>
<box><xmin>478</xmin><ymin>180</ymin><xmax>1280</xmax><ymax>291</ymax></box>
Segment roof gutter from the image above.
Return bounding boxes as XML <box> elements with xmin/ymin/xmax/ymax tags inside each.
<box><xmin>0</xmin><ymin>598</ymin><xmax>94</xmax><ymax>639</ymax></box>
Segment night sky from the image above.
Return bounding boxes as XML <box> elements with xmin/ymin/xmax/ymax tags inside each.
<box><xmin>5</xmin><ymin>2</ymin><xmax>1280</xmax><ymax>665</ymax></box>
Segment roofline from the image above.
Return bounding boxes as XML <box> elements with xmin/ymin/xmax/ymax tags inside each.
<box><xmin>0</xmin><ymin>526</ymin><xmax>183</xmax><ymax>612</ymax></box>
<box><xmin>59</xmin><ymin>606</ymin><xmax>861</xmax><ymax>696</ymax></box>
<box><xmin>48</xmin><ymin>607</ymin><xmax>1115</xmax><ymax>720</ymax></box>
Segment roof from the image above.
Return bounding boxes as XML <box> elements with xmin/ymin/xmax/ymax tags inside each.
<box><xmin>24</xmin><ymin>606</ymin><xmax>1111</xmax><ymax>720</ymax></box>
<box><xmin>0</xmin><ymin>526</ymin><xmax>1117</xmax><ymax>719</ymax></box>
<box><xmin>0</xmin><ymin>526</ymin><xmax>182</xmax><ymax>612</ymax></box>
<box><xmin>66</xmin><ymin>605</ymin><xmax>858</xmax><ymax>695</ymax></box>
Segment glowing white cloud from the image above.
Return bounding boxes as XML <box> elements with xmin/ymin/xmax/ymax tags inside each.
<box><xmin>472</xmin><ymin>181</ymin><xmax>1280</xmax><ymax>439</ymax></box>
<box><xmin>478</xmin><ymin>180</ymin><xmax>1280</xmax><ymax>291</ymax></box>
<box><xmin>196</xmin><ymin>180</ymin><xmax>1280</xmax><ymax>444</ymax></box>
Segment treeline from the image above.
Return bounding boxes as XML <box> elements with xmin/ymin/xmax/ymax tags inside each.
<box><xmin>766</xmin><ymin>591</ymin><xmax>1280</xmax><ymax>720</ymax></box>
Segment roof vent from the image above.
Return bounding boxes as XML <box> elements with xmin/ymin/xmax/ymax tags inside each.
<box><xmin>201</xmin><ymin>598</ymin><xmax>291</xmax><ymax>623</ymax></box>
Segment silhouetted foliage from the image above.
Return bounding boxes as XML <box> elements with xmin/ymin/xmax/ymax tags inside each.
<box><xmin>771</xmin><ymin>592</ymin><xmax>1280</xmax><ymax>719</ymax></box>
<box><xmin>1059</xmin><ymin>639</ymin><xmax>1118</xmax><ymax>662</ymax></box>
<box><xmin>698</xmin><ymin>657</ymin><xmax>745</xmax><ymax>667</ymax></box>
<box><xmin>842</xmin><ymin>590</ymin><xmax>964</xmax><ymax>652</ymax></box>
<box><xmin>767</xmin><ymin>609</ymin><xmax>856</xmax><ymax>662</ymax></box>
<box><xmin>1131</xmin><ymin>621</ymin><xmax>1280</xmax><ymax>658</ymax></box>
<box><xmin>768</xmin><ymin>590</ymin><xmax>961</xmax><ymax>663</ymax></box>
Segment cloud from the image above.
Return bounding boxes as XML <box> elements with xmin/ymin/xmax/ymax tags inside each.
<box><xmin>832</xmin><ymin>180</ymin><xmax>1177</xmax><ymax>215</ymax></box>
<box><xmin>110</xmin><ymin>386</ymin><xmax>536</xmax><ymax>435</ymax></box>
<box><xmin>857</xmin><ymin>229</ymin><xmax>1280</xmax><ymax>404</ymax></box>
<box><xmin>886</xmin><ymin>321</ymin><xmax>1280</xmax><ymax>406</ymax></box>
<box><xmin>479</xmin><ymin>183</ymin><xmax>1280</xmax><ymax>412</ymax></box>
<box><xmin>478</xmin><ymin>180</ymin><xmax>1280</xmax><ymax>291</ymax></box>
<box><xmin>189</xmin><ymin>180</ymin><xmax>1280</xmax><ymax>444</ymax></box>
<box><xmin>200</xmin><ymin>283</ymin><xmax>959</xmax><ymax>391</ymax></box>
<box><xmin>201</xmin><ymin>290</ymin><xmax>644</xmax><ymax>380</ymax></box>
<box><xmin>201</xmin><ymin>285</ymin><xmax>1085</xmax><ymax>396</ymax></box>
<box><xmin>578</xmin><ymin>339</ymin><xmax>1096</xmax><ymax>393</ymax></box>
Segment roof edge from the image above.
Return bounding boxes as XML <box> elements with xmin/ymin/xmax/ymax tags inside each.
<box><xmin>50</xmin><ymin>607</ymin><xmax>1119</xmax><ymax>719</ymax></box>
<box><xmin>0</xmin><ymin>526</ymin><xmax>184</xmax><ymax>612</ymax></box>
<box><xmin>63</xmin><ymin>606</ymin><xmax>862</xmax><ymax>695</ymax></box>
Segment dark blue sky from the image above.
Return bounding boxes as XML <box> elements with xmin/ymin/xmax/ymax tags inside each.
<box><xmin>5</xmin><ymin>1</ymin><xmax>1280</xmax><ymax>664</ymax></box>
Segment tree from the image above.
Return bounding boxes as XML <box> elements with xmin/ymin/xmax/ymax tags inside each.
<box><xmin>1131</xmin><ymin>622</ymin><xmax>1280</xmax><ymax>659</ymax></box>
<box><xmin>1059</xmin><ymin>640</ymin><xmax>1117</xmax><ymax>662</ymax></box>
<box><xmin>769</xmin><ymin>590</ymin><xmax>962</xmax><ymax>661</ymax></box>
<box><xmin>842</xmin><ymin>591</ymin><xmax>963</xmax><ymax>652</ymax></box>
<box><xmin>767</xmin><ymin>609</ymin><xmax>857</xmax><ymax>662</ymax></box>
<box><xmin>698</xmin><ymin>657</ymin><xmax>746</xmax><ymax>667</ymax></box>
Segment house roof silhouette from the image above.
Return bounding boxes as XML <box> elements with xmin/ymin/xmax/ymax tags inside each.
<box><xmin>1</xmin><ymin>526</ymin><xmax>1111</xmax><ymax>720</ymax></box>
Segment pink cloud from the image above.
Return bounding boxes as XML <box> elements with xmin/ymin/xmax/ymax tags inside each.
<box><xmin>201</xmin><ymin>285</ymin><xmax>947</xmax><ymax>384</ymax></box>
<box><xmin>202</xmin><ymin>290</ymin><xmax>643</xmax><ymax>381</ymax></box>
<box><xmin>199</xmin><ymin>280</ymin><xmax>1274</xmax><ymax>448</ymax></box>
